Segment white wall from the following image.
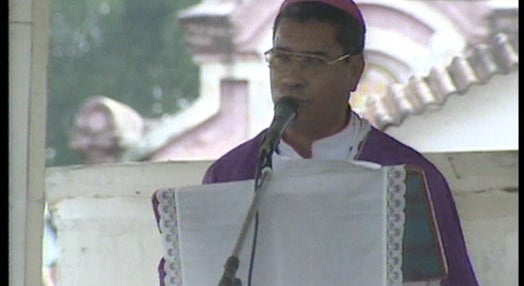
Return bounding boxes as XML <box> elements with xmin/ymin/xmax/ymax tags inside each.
<box><xmin>425</xmin><ymin>151</ymin><xmax>518</xmax><ymax>286</ymax></box>
<box><xmin>45</xmin><ymin>161</ymin><xmax>213</xmax><ymax>286</ymax></box>
<box><xmin>9</xmin><ymin>0</ymin><xmax>49</xmax><ymax>285</ymax></box>
<box><xmin>45</xmin><ymin>152</ymin><xmax>518</xmax><ymax>286</ymax></box>
<box><xmin>385</xmin><ymin>71</ymin><xmax>519</xmax><ymax>153</ymax></box>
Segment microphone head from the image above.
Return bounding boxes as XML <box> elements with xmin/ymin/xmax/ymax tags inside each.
<box><xmin>257</xmin><ymin>96</ymin><xmax>299</xmax><ymax>170</ymax></box>
<box><xmin>274</xmin><ymin>96</ymin><xmax>299</xmax><ymax>119</ymax></box>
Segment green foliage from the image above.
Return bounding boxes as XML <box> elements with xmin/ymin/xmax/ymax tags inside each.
<box><xmin>47</xmin><ymin>0</ymin><xmax>201</xmax><ymax>166</ymax></box>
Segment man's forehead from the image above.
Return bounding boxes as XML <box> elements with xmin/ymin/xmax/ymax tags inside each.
<box><xmin>274</xmin><ymin>19</ymin><xmax>342</xmax><ymax>55</ymax></box>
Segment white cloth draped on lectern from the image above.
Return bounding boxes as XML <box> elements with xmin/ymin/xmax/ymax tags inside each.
<box><xmin>155</xmin><ymin>159</ymin><xmax>406</xmax><ymax>286</ymax></box>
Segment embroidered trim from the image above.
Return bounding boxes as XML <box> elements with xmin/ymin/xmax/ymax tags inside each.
<box><xmin>156</xmin><ymin>188</ymin><xmax>182</xmax><ymax>286</ymax></box>
<box><xmin>387</xmin><ymin>166</ymin><xmax>407</xmax><ymax>286</ymax></box>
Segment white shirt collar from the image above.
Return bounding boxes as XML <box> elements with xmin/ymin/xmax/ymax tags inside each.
<box><xmin>275</xmin><ymin>111</ymin><xmax>371</xmax><ymax>161</ymax></box>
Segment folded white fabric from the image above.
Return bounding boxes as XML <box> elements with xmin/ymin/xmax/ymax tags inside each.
<box><xmin>169</xmin><ymin>159</ymin><xmax>405</xmax><ymax>286</ymax></box>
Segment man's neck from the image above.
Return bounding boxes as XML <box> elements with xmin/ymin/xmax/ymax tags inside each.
<box><xmin>281</xmin><ymin>109</ymin><xmax>352</xmax><ymax>158</ymax></box>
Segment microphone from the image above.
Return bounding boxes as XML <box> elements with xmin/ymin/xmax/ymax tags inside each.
<box><xmin>257</xmin><ymin>96</ymin><xmax>299</xmax><ymax>170</ymax></box>
<box><xmin>218</xmin><ymin>97</ymin><xmax>299</xmax><ymax>286</ymax></box>
<box><xmin>219</xmin><ymin>97</ymin><xmax>299</xmax><ymax>286</ymax></box>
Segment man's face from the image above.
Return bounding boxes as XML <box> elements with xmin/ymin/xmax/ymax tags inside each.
<box><xmin>270</xmin><ymin>17</ymin><xmax>363</xmax><ymax>134</ymax></box>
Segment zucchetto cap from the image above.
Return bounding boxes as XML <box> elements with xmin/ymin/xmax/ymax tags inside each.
<box><xmin>278</xmin><ymin>0</ymin><xmax>366</xmax><ymax>32</ymax></box>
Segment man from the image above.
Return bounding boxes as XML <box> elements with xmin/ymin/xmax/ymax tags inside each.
<box><xmin>203</xmin><ymin>0</ymin><xmax>478</xmax><ymax>285</ymax></box>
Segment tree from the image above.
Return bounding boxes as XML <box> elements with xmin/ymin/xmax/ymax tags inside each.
<box><xmin>47</xmin><ymin>0</ymin><xmax>201</xmax><ymax>166</ymax></box>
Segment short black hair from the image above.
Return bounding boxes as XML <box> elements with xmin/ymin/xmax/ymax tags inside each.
<box><xmin>273</xmin><ymin>2</ymin><xmax>365</xmax><ymax>54</ymax></box>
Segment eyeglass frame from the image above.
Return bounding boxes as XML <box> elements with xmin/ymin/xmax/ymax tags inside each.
<box><xmin>263</xmin><ymin>48</ymin><xmax>352</xmax><ymax>70</ymax></box>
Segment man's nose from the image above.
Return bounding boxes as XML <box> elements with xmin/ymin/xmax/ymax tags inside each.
<box><xmin>278</xmin><ymin>61</ymin><xmax>307</xmax><ymax>90</ymax></box>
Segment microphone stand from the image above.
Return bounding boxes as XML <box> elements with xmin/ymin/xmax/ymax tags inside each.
<box><xmin>218</xmin><ymin>148</ymin><xmax>274</xmax><ymax>286</ymax></box>
<box><xmin>218</xmin><ymin>97</ymin><xmax>298</xmax><ymax>286</ymax></box>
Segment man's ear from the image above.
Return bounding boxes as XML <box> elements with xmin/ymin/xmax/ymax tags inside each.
<box><xmin>348</xmin><ymin>55</ymin><xmax>365</xmax><ymax>91</ymax></box>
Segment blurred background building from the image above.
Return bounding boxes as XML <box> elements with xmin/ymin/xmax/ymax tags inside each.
<box><xmin>69</xmin><ymin>0</ymin><xmax>518</xmax><ymax>164</ymax></box>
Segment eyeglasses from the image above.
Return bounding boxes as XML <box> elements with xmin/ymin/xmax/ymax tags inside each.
<box><xmin>263</xmin><ymin>48</ymin><xmax>351</xmax><ymax>70</ymax></box>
